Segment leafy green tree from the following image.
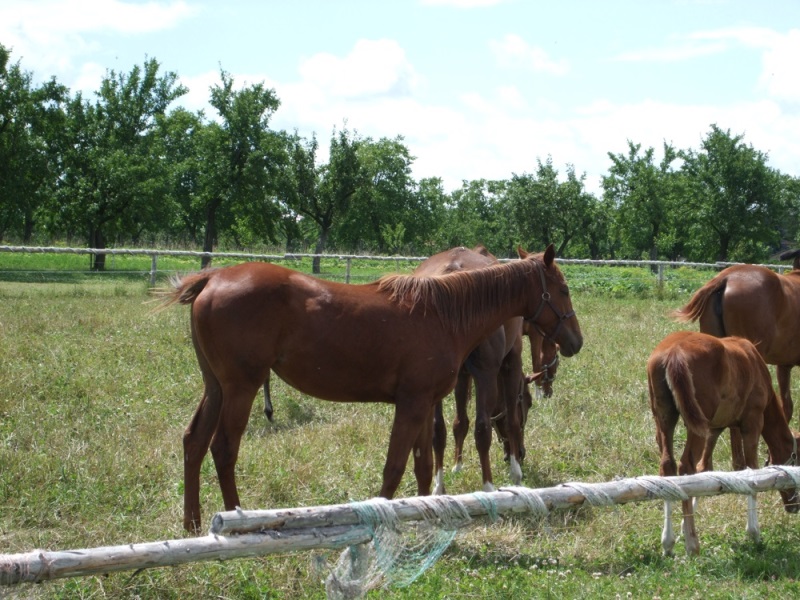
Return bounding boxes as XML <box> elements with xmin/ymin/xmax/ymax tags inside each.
<box><xmin>53</xmin><ymin>58</ymin><xmax>186</xmax><ymax>268</ymax></box>
<box><xmin>680</xmin><ymin>125</ymin><xmax>784</xmax><ymax>262</ymax></box>
<box><xmin>193</xmin><ymin>70</ymin><xmax>283</xmax><ymax>267</ymax></box>
<box><xmin>280</xmin><ymin>127</ymin><xmax>364</xmax><ymax>273</ymax></box>
<box><xmin>603</xmin><ymin>141</ymin><xmax>682</xmax><ymax>260</ymax></box>
<box><xmin>334</xmin><ymin>136</ymin><xmax>415</xmax><ymax>253</ymax></box>
<box><xmin>434</xmin><ymin>179</ymin><xmax>510</xmax><ymax>255</ymax></box>
<box><xmin>505</xmin><ymin>158</ymin><xmax>594</xmax><ymax>257</ymax></box>
<box><xmin>0</xmin><ymin>45</ymin><xmax>68</xmax><ymax>242</ymax></box>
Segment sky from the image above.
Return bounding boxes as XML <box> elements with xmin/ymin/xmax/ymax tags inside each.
<box><xmin>2</xmin><ymin>0</ymin><xmax>800</xmax><ymax>195</ymax></box>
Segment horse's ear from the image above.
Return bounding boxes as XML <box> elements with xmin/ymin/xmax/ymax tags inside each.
<box><xmin>543</xmin><ymin>243</ymin><xmax>555</xmax><ymax>267</ymax></box>
<box><xmin>517</xmin><ymin>246</ymin><xmax>529</xmax><ymax>259</ymax></box>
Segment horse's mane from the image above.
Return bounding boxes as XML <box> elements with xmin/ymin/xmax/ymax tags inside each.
<box><xmin>377</xmin><ymin>256</ymin><xmax>542</xmax><ymax>333</ymax></box>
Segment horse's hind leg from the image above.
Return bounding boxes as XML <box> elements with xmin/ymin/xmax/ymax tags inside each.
<box><xmin>263</xmin><ymin>371</ymin><xmax>273</xmax><ymax>422</ymax></box>
<box><xmin>210</xmin><ymin>380</ymin><xmax>261</xmax><ymax>511</ymax></box>
<box><xmin>183</xmin><ymin>379</ymin><xmax>224</xmax><ymax>533</ymax></box>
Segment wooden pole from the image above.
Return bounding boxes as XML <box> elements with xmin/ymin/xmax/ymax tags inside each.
<box><xmin>2</xmin><ymin>467</ymin><xmax>799</xmax><ymax>585</ymax></box>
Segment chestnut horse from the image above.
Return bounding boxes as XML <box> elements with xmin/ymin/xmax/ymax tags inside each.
<box><xmin>647</xmin><ymin>331</ymin><xmax>799</xmax><ymax>556</ymax></box>
<box><xmin>413</xmin><ymin>246</ymin><xmax>531</xmax><ymax>493</ymax></box>
<box><xmin>674</xmin><ymin>255</ymin><xmax>800</xmax><ymax>427</ymax></box>
<box><xmin>165</xmin><ymin>244</ymin><xmax>582</xmax><ymax>532</ymax></box>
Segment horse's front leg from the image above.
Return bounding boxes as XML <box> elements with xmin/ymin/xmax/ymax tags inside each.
<box><xmin>379</xmin><ymin>400</ymin><xmax>434</xmax><ymax>499</ymax></box>
<box><xmin>432</xmin><ymin>400</ymin><xmax>447</xmax><ymax>494</ymax></box>
<box><xmin>413</xmin><ymin>405</ymin><xmax>436</xmax><ymax>496</ymax></box>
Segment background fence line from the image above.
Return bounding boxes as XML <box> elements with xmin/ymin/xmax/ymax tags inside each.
<box><xmin>0</xmin><ymin>245</ymin><xmax>791</xmax><ymax>287</ymax></box>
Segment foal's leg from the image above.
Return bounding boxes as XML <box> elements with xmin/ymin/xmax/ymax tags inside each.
<box><xmin>451</xmin><ymin>370</ymin><xmax>471</xmax><ymax>473</ymax></box>
<box><xmin>652</xmin><ymin>399</ymin><xmax>680</xmax><ymax>555</ymax></box>
<box><xmin>777</xmin><ymin>365</ymin><xmax>794</xmax><ymax>424</ymax></box>
<box><xmin>210</xmin><ymin>380</ymin><xmax>260</xmax><ymax>512</ymax></box>
<box><xmin>183</xmin><ymin>379</ymin><xmax>224</xmax><ymax>533</ymax></box>
<box><xmin>499</xmin><ymin>350</ymin><xmax>525</xmax><ymax>486</ymax></box>
<box><xmin>432</xmin><ymin>400</ymin><xmax>447</xmax><ymax>494</ymax></box>
<box><xmin>740</xmin><ymin>422</ymin><xmax>764</xmax><ymax>543</ymax></box>
<box><xmin>678</xmin><ymin>432</ymin><xmax>705</xmax><ymax>556</ymax></box>
<box><xmin>471</xmin><ymin>369</ymin><xmax>499</xmax><ymax>492</ymax></box>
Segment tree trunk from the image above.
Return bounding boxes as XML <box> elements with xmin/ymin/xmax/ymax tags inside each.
<box><xmin>201</xmin><ymin>199</ymin><xmax>220</xmax><ymax>269</ymax></box>
<box><xmin>312</xmin><ymin>228</ymin><xmax>329</xmax><ymax>275</ymax></box>
<box><xmin>90</xmin><ymin>228</ymin><xmax>106</xmax><ymax>271</ymax></box>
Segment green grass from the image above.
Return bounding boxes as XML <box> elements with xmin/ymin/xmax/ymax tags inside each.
<box><xmin>2</xmin><ymin>260</ymin><xmax>800</xmax><ymax>598</ymax></box>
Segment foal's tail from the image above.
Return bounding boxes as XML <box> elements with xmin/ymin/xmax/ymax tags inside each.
<box><xmin>672</xmin><ymin>275</ymin><xmax>727</xmax><ymax>333</ymax></box>
<box><xmin>662</xmin><ymin>349</ymin><xmax>709</xmax><ymax>436</ymax></box>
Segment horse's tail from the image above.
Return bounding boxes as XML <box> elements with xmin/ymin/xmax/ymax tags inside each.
<box><xmin>662</xmin><ymin>348</ymin><xmax>709</xmax><ymax>436</ymax></box>
<box><xmin>153</xmin><ymin>270</ymin><xmax>216</xmax><ymax>311</ymax></box>
<box><xmin>672</xmin><ymin>275</ymin><xmax>727</xmax><ymax>332</ymax></box>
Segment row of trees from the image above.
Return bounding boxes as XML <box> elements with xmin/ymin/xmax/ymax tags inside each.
<box><xmin>2</xmin><ymin>45</ymin><xmax>799</xmax><ymax>270</ymax></box>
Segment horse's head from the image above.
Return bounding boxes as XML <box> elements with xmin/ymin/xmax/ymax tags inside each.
<box><xmin>518</xmin><ymin>244</ymin><xmax>583</xmax><ymax>358</ymax></box>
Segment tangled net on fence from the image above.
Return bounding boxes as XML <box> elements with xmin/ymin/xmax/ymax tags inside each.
<box><xmin>325</xmin><ymin>495</ymin><xmax>471</xmax><ymax>599</ymax></box>
<box><xmin>324</xmin><ymin>487</ymin><xmax>551</xmax><ymax>599</ymax></box>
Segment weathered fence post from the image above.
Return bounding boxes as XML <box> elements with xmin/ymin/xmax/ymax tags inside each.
<box><xmin>149</xmin><ymin>254</ymin><xmax>158</xmax><ymax>287</ymax></box>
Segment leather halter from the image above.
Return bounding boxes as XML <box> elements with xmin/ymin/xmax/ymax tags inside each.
<box><xmin>765</xmin><ymin>434</ymin><xmax>798</xmax><ymax>467</ymax></box>
<box><xmin>526</xmin><ymin>261</ymin><xmax>575</xmax><ymax>344</ymax></box>
<box><xmin>538</xmin><ymin>353</ymin><xmax>560</xmax><ymax>384</ymax></box>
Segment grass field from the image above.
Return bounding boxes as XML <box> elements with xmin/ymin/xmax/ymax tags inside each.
<box><xmin>2</xmin><ymin>258</ymin><xmax>800</xmax><ymax>599</ymax></box>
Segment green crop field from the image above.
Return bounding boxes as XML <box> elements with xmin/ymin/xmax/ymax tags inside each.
<box><xmin>2</xmin><ymin>255</ymin><xmax>800</xmax><ymax>599</ymax></box>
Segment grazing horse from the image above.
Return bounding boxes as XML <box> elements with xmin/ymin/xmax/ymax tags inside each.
<box><xmin>647</xmin><ymin>331</ymin><xmax>799</xmax><ymax>556</ymax></box>
<box><xmin>523</xmin><ymin>320</ymin><xmax>560</xmax><ymax>399</ymax></box>
<box><xmin>674</xmin><ymin>255</ymin><xmax>800</xmax><ymax>427</ymax></box>
<box><xmin>165</xmin><ymin>244</ymin><xmax>583</xmax><ymax>532</ymax></box>
<box><xmin>413</xmin><ymin>246</ymin><xmax>533</xmax><ymax>493</ymax></box>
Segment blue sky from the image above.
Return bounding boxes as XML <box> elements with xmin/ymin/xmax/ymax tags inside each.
<box><xmin>2</xmin><ymin>0</ymin><xmax>799</xmax><ymax>194</ymax></box>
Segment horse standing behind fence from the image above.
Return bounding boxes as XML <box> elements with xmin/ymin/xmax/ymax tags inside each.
<box><xmin>413</xmin><ymin>246</ymin><xmax>532</xmax><ymax>493</ymax></box>
<box><xmin>647</xmin><ymin>331</ymin><xmax>799</xmax><ymax>556</ymax></box>
<box><xmin>164</xmin><ymin>244</ymin><xmax>583</xmax><ymax>532</ymax></box>
<box><xmin>673</xmin><ymin>253</ymin><xmax>800</xmax><ymax>429</ymax></box>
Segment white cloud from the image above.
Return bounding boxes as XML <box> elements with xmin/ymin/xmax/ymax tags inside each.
<box><xmin>489</xmin><ymin>34</ymin><xmax>569</xmax><ymax>75</ymax></box>
<box><xmin>298</xmin><ymin>39</ymin><xmax>421</xmax><ymax>100</ymax></box>
<box><xmin>0</xmin><ymin>0</ymin><xmax>194</xmax><ymax>85</ymax></box>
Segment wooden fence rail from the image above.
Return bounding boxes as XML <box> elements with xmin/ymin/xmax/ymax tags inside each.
<box><xmin>3</xmin><ymin>466</ymin><xmax>799</xmax><ymax>586</ymax></box>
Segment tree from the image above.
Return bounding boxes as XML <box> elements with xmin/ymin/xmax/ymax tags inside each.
<box><xmin>603</xmin><ymin>141</ymin><xmax>682</xmax><ymax>260</ymax></box>
<box><xmin>334</xmin><ymin>136</ymin><xmax>415</xmax><ymax>253</ymax></box>
<box><xmin>0</xmin><ymin>45</ymin><xmax>68</xmax><ymax>242</ymax></box>
<box><xmin>433</xmin><ymin>179</ymin><xmax>510</xmax><ymax>255</ymax></box>
<box><xmin>193</xmin><ymin>70</ymin><xmax>283</xmax><ymax>267</ymax></box>
<box><xmin>280</xmin><ymin>127</ymin><xmax>363</xmax><ymax>273</ymax></box>
<box><xmin>54</xmin><ymin>58</ymin><xmax>186</xmax><ymax>269</ymax></box>
<box><xmin>505</xmin><ymin>158</ymin><xmax>595</xmax><ymax>257</ymax></box>
<box><xmin>680</xmin><ymin>125</ymin><xmax>784</xmax><ymax>262</ymax></box>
